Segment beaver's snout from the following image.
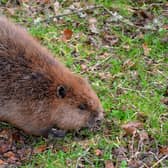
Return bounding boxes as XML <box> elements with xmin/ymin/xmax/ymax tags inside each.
<box><xmin>87</xmin><ymin>109</ymin><xmax>104</xmax><ymax>131</ymax></box>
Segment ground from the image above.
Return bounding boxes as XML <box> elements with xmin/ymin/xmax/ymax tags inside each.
<box><xmin>0</xmin><ymin>0</ymin><xmax>168</xmax><ymax>168</ymax></box>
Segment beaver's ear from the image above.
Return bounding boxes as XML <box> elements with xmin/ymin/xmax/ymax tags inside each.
<box><xmin>56</xmin><ymin>85</ymin><xmax>67</xmax><ymax>98</ymax></box>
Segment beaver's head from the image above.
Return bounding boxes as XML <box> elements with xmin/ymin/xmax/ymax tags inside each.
<box><xmin>51</xmin><ymin>72</ymin><xmax>104</xmax><ymax>132</ymax></box>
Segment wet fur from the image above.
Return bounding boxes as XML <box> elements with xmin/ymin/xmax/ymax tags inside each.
<box><xmin>0</xmin><ymin>17</ymin><xmax>103</xmax><ymax>136</ymax></box>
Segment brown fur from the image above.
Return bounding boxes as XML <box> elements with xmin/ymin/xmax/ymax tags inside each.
<box><xmin>0</xmin><ymin>17</ymin><xmax>104</xmax><ymax>136</ymax></box>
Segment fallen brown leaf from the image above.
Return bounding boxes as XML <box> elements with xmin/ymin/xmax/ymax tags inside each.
<box><xmin>3</xmin><ymin>151</ymin><xmax>18</xmax><ymax>164</ymax></box>
<box><xmin>139</xmin><ymin>130</ymin><xmax>149</xmax><ymax>141</ymax></box>
<box><xmin>12</xmin><ymin>131</ymin><xmax>23</xmax><ymax>143</ymax></box>
<box><xmin>103</xmin><ymin>34</ymin><xmax>118</xmax><ymax>46</ymax></box>
<box><xmin>159</xmin><ymin>147</ymin><xmax>168</xmax><ymax>155</ymax></box>
<box><xmin>121</xmin><ymin>121</ymin><xmax>143</xmax><ymax>135</ymax></box>
<box><xmin>6</xmin><ymin>8</ymin><xmax>16</xmax><ymax>16</ymax></box>
<box><xmin>3</xmin><ymin>151</ymin><xmax>15</xmax><ymax>158</ymax></box>
<box><xmin>162</xmin><ymin>25</ymin><xmax>168</xmax><ymax>30</ymax></box>
<box><xmin>128</xmin><ymin>159</ymin><xmax>142</xmax><ymax>168</ymax></box>
<box><xmin>161</xmin><ymin>97</ymin><xmax>168</xmax><ymax>105</ymax></box>
<box><xmin>139</xmin><ymin>10</ymin><xmax>153</xmax><ymax>20</ymax></box>
<box><xmin>123</xmin><ymin>59</ymin><xmax>135</xmax><ymax>69</ymax></box>
<box><xmin>33</xmin><ymin>144</ymin><xmax>47</xmax><ymax>154</ymax></box>
<box><xmin>137</xmin><ymin>112</ymin><xmax>148</xmax><ymax>122</ymax></box>
<box><xmin>105</xmin><ymin>160</ymin><xmax>114</xmax><ymax>168</ymax></box>
<box><xmin>0</xmin><ymin>159</ymin><xmax>5</xmax><ymax>165</ymax></box>
<box><xmin>95</xmin><ymin>149</ymin><xmax>103</xmax><ymax>156</ymax></box>
<box><xmin>142</xmin><ymin>43</ymin><xmax>151</xmax><ymax>56</ymax></box>
<box><xmin>62</xmin><ymin>29</ymin><xmax>73</xmax><ymax>41</ymax></box>
<box><xmin>81</xmin><ymin>64</ymin><xmax>87</xmax><ymax>71</ymax></box>
<box><xmin>0</xmin><ymin>129</ymin><xmax>10</xmax><ymax>139</ymax></box>
<box><xmin>88</xmin><ymin>17</ymin><xmax>99</xmax><ymax>34</ymax></box>
<box><xmin>99</xmin><ymin>72</ymin><xmax>111</xmax><ymax>80</ymax></box>
<box><xmin>0</xmin><ymin>143</ymin><xmax>11</xmax><ymax>154</ymax></box>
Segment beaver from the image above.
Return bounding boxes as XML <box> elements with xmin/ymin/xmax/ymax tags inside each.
<box><xmin>0</xmin><ymin>17</ymin><xmax>104</xmax><ymax>137</ymax></box>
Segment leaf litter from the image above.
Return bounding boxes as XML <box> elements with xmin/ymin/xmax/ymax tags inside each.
<box><xmin>0</xmin><ymin>0</ymin><xmax>168</xmax><ymax>167</ymax></box>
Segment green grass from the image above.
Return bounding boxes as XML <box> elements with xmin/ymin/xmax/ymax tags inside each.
<box><xmin>2</xmin><ymin>0</ymin><xmax>168</xmax><ymax>167</ymax></box>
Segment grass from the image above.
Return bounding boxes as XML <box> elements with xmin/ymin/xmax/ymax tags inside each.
<box><xmin>1</xmin><ymin>0</ymin><xmax>168</xmax><ymax>167</ymax></box>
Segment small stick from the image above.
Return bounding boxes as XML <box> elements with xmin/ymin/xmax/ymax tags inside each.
<box><xmin>151</xmin><ymin>155</ymin><xmax>168</xmax><ymax>168</ymax></box>
<box><xmin>75</xmin><ymin>147</ymin><xmax>93</xmax><ymax>168</ymax></box>
<box><xmin>44</xmin><ymin>5</ymin><xmax>103</xmax><ymax>21</ymax></box>
<box><xmin>102</xmin><ymin>6</ymin><xmax>157</xmax><ymax>31</ymax></box>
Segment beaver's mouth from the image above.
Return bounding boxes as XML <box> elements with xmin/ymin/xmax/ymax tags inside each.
<box><xmin>85</xmin><ymin>115</ymin><xmax>104</xmax><ymax>131</ymax></box>
<box><xmin>48</xmin><ymin>119</ymin><xmax>103</xmax><ymax>138</ymax></box>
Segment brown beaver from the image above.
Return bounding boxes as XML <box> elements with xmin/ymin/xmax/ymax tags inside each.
<box><xmin>0</xmin><ymin>17</ymin><xmax>104</xmax><ymax>137</ymax></box>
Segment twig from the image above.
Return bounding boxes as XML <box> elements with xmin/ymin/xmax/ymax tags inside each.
<box><xmin>89</xmin><ymin>55</ymin><xmax>113</xmax><ymax>71</ymax></box>
<box><xmin>40</xmin><ymin>4</ymin><xmax>157</xmax><ymax>31</ymax></box>
<box><xmin>148</xmin><ymin>3</ymin><xmax>166</xmax><ymax>8</ymax></box>
<box><xmin>139</xmin><ymin>163</ymin><xmax>150</xmax><ymax>168</ymax></box>
<box><xmin>44</xmin><ymin>5</ymin><xmax>103</xmax><ymax>22</ymax></box>
<box><xmin>130</xmin><ymin>131</ymin><xmax>136</xmax><ymax>159</ymax></box>
<box><xmin>102</xmin><ymin>6</ymin><xmax>157</xmax><ymax>31</ymax></box>
<box><xmin>151</xmin><ymin>155</ymin><xmax>168</xmax><ymax>168</ymax></box>
<box><xmin>76</xmin><ymin>147</ymin><xmax>93</xmax><ymax>168</ymax></box>
<box><xmin>118</xmin><ymin>86</ymin><xmax>150</xmax><ymax>101</ymax></box>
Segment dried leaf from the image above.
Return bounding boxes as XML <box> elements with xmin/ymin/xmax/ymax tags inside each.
<box><xmin>121</xmin><ymin>121</ymin><xmax>143</xmax><ymax>135</ymax></box>
<box><xmin>33</xmin><ymin>144</ymin><xmax>47</xmax><ymax>154</ymax></box>
<box><xmin>159</xmin><ymin>147</ymin><xmax>168</xmax><ymax>155</ymax></box>
<box><xmin>142</xmin><ymin>43</ymin><xmax>151</xmax><ymax>56</ymax></box>
<box><xmin>3</xmin><ymin>151</ymin><xmax>18</xmax><ymax>164</ymax></box>
<box><xmin>95</xmin><ymin>149</ymin><xmax>103</xmax><ymax>156</ymax></box>
<box><xmin>0</xmin><ymin>143</ymin><xmax>11</xmax><ymax>154</ymax></box>
<box><xmin>105</xmin><ymin>160</ymin><xmax>115</xmax><ymax>168</ymax></box>
<box><xmin>139</xmin><ymin>10</ymin><xmax>153</xmax><ymax>20</ymax></box>
<box><xmin>0</xmin><ymin>129</ymin><xmax>10</xmax><ymax>139</ymax></box>
<box><xmin>137</xmin><ymin>112</ymin><xmax>148</xmax><ymax>122</ymax></box>
<box><xmin>99</xmin><ymin>72</ymin><xmax>111</xmax><ymax>80</ymax></box>
<box><xmin>163</xmin><ymin>25</ymin><xmax>168</xmax><ymax>30</ymax></box>
<box><xmin>123</xmin><ymin>59</ymin><xmax>135</xmax><ymax>69</ymax></box>
<box><xmin>62</xmin><ymin>29</ymin><xmax>73</xmax><ymax>41</ymax></box>
<box><xmin>88</xmin><ymin>17</ymin><xmax>99</xmax><ymax>34</ymax></box>
<box><xmin>88</xmin><ymin>17</ymin><xmax>97</xmax><ymax>25</ymax></box>
<box><xmin>122</xmin><ymin>45</ymin><xmax>130</xmax><ymax>50</ymax></box>
<box><xmin>0</xmin><ymin>159</ymin><xmax>5</xmax><ymax>165</ymax></box>
<box><xmin>139</xmin><ymin>130</ymin><xmax>149</xmax><ymax>141</ymax></box>
<box><xmin>3</xmin><ymin>151</ymin><xmax>15</xmax><ymax>158</ymax></box>
<box><xmin>53</xmin><ymin>1</ymin><xmax>60</xmax><ymax>15</ymax></box>
<box><xmin>103</xmin><ymin>34</ymin><xmax>118</xmax><ymax>46</ymax></box>
<box><xmin>122</xmin><ymin>126</ymin><xmax>136</xmax><ymax>135</ymax></box>
<box><xmin>12</xmin><ymin>132</ymin><xmax>22</xmax><ymax>142</ymax></box>
<box><xmin>128</xmin><ymin>159</ymin><xmax>142</xmax><ymax>167</ymax></box>
<box><xmin>161</xmin><ymin>97</ymin><xmax>168</xmax><ymax>105</ymax></box>
<box><xmin>81</xmin><ymin>64</ymin><xmax>87</xmax><ymax>71</ymax></box>
<box><xmin>6</xmin><ymin>8</ymin><xmax>15</xmax><ymax>16</ymax></box>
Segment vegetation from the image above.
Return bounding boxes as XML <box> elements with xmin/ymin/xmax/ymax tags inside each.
<box><xmin>0</xmin><ymin>0</ymin><xmax>168</xmax><ymax>167</ymax></box>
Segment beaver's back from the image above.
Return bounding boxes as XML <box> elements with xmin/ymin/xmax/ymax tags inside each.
<box><xmin>0</xmin><ymin>18</ymin><xmax>60</xmax><ymax>135</ymax></box>
<box><xmin>0</xmin><ymin>18</ymin><xmax>62</xmax><ymax>104</ymax></box>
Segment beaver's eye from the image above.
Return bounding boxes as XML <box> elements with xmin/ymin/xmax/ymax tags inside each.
<box><xmin>56</xmin><ymin>85</ymin><xmax>66</xmax><ymax>98</ymax></box>
<box><xmin>78</xmin><ymin>103</ymin><xmax>87</xmax><ymax>110</ymax></box>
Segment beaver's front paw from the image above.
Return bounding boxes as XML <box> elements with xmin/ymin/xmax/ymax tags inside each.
<box><xmin>48</xmin><ymin>128</ymin><xmax>66</xmax><ymax>138</ymax></box>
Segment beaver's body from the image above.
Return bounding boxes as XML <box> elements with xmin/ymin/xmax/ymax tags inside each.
<box><xmin>0</xmin><ymin>17</ymin><xmax>103</xmax><ymax>136</ymax></box>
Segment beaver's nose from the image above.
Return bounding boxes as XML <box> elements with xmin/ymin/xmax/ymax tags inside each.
<box><xmin>95</xmin><ymin>110</ymin><xmax>104</xmax><ymax>125</ymax></box>
<box><xmin>96</xmin><ymin>109</ymin><xmax>104</xmax><ymax>120</ymax></box>
<box><xmin>95</xmin><ymin>118</ymin><xmax>102</xmax><ymax>126</ymax></box>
